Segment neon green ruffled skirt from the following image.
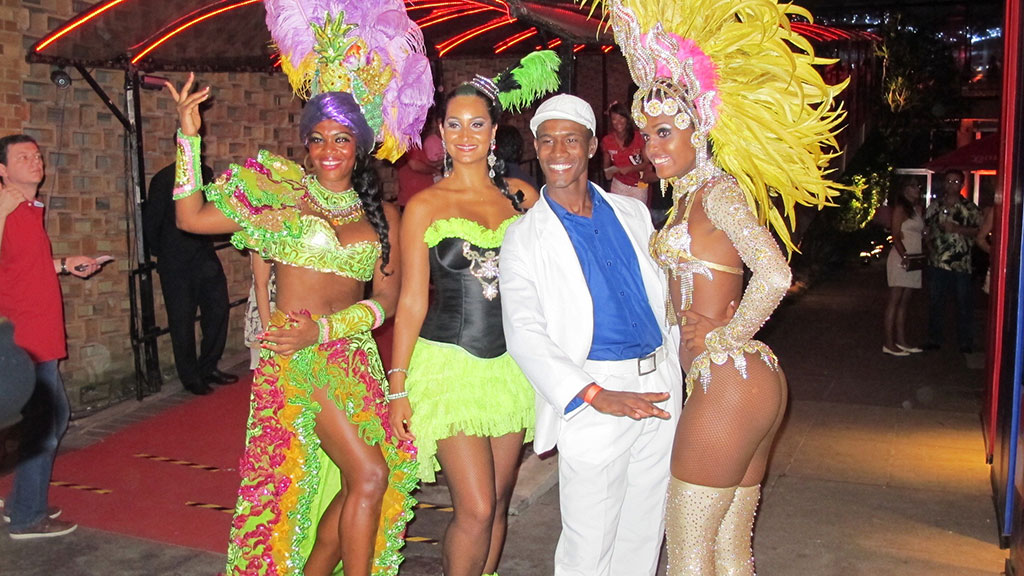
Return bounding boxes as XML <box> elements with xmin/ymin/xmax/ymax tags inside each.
<box><xmin>406</xmin><ymin>338</ymin><xmax>535</xmax><ymax>483</ymax></box>
<box><xmin>225</xmin><ymin>312</ymin><xmax>417</xmax><ymax>575</ymax></box>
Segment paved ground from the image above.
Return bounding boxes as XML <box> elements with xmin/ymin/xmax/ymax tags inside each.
<box><xmin>0</xmin><ymin>260</ymin><xmax>1007</xmax><ymax>575</ymax></box>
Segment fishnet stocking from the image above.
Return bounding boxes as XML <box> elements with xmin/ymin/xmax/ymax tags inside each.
<box><xmin>671</xmin><ymin>358</ymin><xmax>787</xmax><ymax>487</ymax></box>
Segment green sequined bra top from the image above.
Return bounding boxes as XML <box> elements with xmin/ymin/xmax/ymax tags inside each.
<box><xmin>203</xmin><ymin>150</ymin><xmax>380</xmax><ymax>282</ymax></box>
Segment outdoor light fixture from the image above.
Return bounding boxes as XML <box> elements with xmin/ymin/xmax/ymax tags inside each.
<box><xmin>50</xmin><ymin>67</ymin><xmax>72</xmax><ymax>89</ymax></box>
<box><xmin>139</xmin><ymin>74</ymin><xmax>169</xmax><ymax>91</ymax></box>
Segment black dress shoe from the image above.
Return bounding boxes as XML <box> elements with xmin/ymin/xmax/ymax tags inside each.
<box><xmin>185</xmin><ymin>382</ymin><xmax>213</xmax><ymax>396</ymax></box>
<box><xmin>204</xmin><ymin>369</ymin><xmax>239</xmax><ymax>385</ymax></box>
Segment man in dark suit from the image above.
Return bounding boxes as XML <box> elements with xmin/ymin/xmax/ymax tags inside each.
<box><xmin>143</xmin><ymin>162</ymin><xmax>237</xmax><ymax>395</ymax></box>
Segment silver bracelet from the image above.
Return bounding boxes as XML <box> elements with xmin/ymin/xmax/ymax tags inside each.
<box><xmin>386</xmin><ymin>368</ymin><xmax>408</xmax><ymax>376</ymax></box>
<box><xmin>385</xmin><ymin>391</ymin><xmax>409</xmax><ymax>401</ymax></box>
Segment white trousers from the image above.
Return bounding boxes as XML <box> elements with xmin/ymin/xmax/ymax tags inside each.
<box><xmin>553</xmin><ymin>353</ymin><xmax>680</xmax><ymax>576</ymax></box>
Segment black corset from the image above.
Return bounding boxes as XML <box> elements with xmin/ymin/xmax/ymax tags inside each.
<box><xmin>419</xmin><ymin>237</ymin><xmax>506</xmax><ymax>358</ymax></box>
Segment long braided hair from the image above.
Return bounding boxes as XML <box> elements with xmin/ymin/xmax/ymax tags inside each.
<box><xmin>443</xmin><ymin>83</ymin><xmax>525</xmax><ymax>212</ymax></box>
<box><xmin>353</xmin><ymin>153</ymin><xmax>391</xmax><ymax>274</ymax></box>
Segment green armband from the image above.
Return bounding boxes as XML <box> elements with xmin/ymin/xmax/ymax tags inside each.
<box><xmin>173</xmin><ymin>130</ymin><xmax>202</xmax><ymax>200</ymax></box>
<box><xmin>317</xmin><ymin>299</ymin><xmax>385</xmax><ymax>342</ymax></box>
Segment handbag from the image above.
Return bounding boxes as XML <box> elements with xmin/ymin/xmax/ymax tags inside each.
<box><xmin>903</xmin><ymin>253</ymin><xmax>926</xmax><ymax>272</ymax></box>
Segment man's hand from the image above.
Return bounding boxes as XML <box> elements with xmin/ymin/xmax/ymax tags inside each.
<box><xmin>0</xmin><ymin>185</ymin><xmax>24</xmax><ymax>218</ymax></box>
<box><xmin>681</xmin><ymin>302</ymin><xmax>737</xmax><ymax>355</ymax></box>
<box><xmin>64</xmin><ymin>255</ymin><xmax>101</xmax><ymax>278</ymax></box>
<box><xmin>590</xmin><ymin>389</ymin><xmax>671</xmax><ymax>420</ymax></box>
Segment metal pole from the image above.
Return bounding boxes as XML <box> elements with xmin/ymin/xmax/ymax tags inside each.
<box><xmin>124</xmin><ymin>68</ymin><xmax>161</xmax><ymax>399</ymax></box>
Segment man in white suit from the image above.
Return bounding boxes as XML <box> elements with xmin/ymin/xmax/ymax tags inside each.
<box><xmin>500</xmin><ymin>94</ymin><xmax>683</xmax><ymax>576</ymax></box>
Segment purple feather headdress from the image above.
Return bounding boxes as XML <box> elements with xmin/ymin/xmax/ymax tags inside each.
<box><xmin>265</xmin><ymin>0</ymin><xmax>434</xmax><ymax>161</ymax></box>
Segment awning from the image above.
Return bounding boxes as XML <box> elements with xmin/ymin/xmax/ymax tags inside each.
<box><xmin>26</xmin><ymin>0</ymin><xmax>879</xmax><ymax>73</ymax></box>
<box><xmin>925</xmin><ymin>133</ymin><xmax>1001</xmax><ymax>172</ymax></box>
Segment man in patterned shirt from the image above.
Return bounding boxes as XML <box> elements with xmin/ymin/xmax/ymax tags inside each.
<box><xmin>924</xmin><ymin>168</ymin><xmax>982</xmax><ymax>353</ymax></box>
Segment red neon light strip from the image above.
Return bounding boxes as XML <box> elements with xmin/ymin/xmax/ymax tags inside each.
<box><xmin>404</xmin><ymin>1</ymin><xmax>467</xmax><ymax>11</ymax></box>
<box><xmin>131</xmin><ymin>0</ymin><xmax>261</xmax><ymax>65</ymax></box>
<box><xmin>438</xmin><ymin>16</ymin><xmax>515</xmax><ymax>56</ymax></box>
<box><xmin>573</xmin><ymin>44</ymin><xmax>585</xmax><ymax>53</ymax></box>
<box><xmin>494</xmin><ymin>28</ymin><xmax>538</xmax><ymax>54</ymax></box>
<box><xmin>418</xmin><ymin>6</ymin><xmax>493</xmax><ymax>29</ymax></box>
<box><xmin>601</xmin><ymin>45</ymin><xmax>615</xmax><ymax>53</ymax></box>
<box><xmin>547</xmin><ymin>38</ymin><xmax>562</xmax><ymax>48</ymax></box>
<box><xmin>36</xmin><ymin>0</ymin><xmax>132</xmax><ymax>52</ymax></box>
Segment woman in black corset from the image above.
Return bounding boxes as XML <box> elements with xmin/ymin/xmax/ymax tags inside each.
<box><xmin>387</xmin><ymin>80</ymin><xmax>539</xmax><ymax>576</ymax></box>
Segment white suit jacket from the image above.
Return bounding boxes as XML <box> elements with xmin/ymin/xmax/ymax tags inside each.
<box><xmin>500</xmin><ymin>183</ymin><xmax>681</xmax><ymax>454</ymax></box>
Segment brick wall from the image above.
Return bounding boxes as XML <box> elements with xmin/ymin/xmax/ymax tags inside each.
<box><xmin>0</xmin><ymin>1</ymin><xmax>316</xmax><ymax>414</ymax></box>
<box><xmin>0</xmin><ymin>0</ymin><xmax>633</xmax><ymax>414</ymax></box>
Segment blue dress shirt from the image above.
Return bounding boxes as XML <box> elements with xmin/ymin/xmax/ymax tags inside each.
<box><xmin>547</xmin><ymin>185</ymin><xmax>661</xmax><ymax>361</ymax></box>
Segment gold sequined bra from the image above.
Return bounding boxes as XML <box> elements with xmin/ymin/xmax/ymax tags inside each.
<box><xmin>202</xmin><ymin>149</ymin><xmax>380</xmax><ymax>282</ymax></box>
<box><xmin>649</xmin><ymin>173</ymin><xmax>789</xmax><ymax>396</ymax></box>
<box><xmin>650</xmin><ymin>173</ymin><xmax>743</xmax><ymax>327</ymax></box>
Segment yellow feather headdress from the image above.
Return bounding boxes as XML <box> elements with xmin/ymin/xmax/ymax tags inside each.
<box><xmin>582</xmin><ymin>0</ymin><xmax>851</xmax><ymax>253</ymax></box>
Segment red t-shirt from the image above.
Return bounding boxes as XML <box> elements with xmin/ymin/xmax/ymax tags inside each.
<box><xmin>601</xmin><ymin>132</ymin><xmax>644</xmax><ymax>187</ymax></box>
<box><xmin>396</xmin><ymin>133</ymin><xmax>444</xmax><ymax>207</ymax></box>
<box><xmin>0</xmin><ymin>201</ymin><xmax>66</xmax><ymax>362</ymax></box>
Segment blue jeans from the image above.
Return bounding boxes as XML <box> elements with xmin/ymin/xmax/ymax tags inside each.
<box><xmin>6</xmin><ymin>360</ymin><xmax>70</xmax><ymax>530</ymax></box>
<box><xmin>926</xmin><ymin>266</ymin><xmax>974</xmax><ymax>350</ymax></box>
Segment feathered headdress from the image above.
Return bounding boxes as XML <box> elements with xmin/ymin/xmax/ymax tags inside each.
<box><xmin>265</xmin><ymin>0</ymin><xmax>434</xmax><ymax>162</ymax></box>
<box><xmin>581</xmin><ymin>0</ymin><xmax>851</xmax><ymax>253</ymax></box>
<box><xmin>467</xmin><ymin>50</ymin><xmax>562</xmax><ymax>113</ymax></box>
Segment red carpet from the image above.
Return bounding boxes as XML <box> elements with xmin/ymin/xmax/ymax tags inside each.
<box><xmin>1</xmin><ymin>332</ymin><xmax>395</xmax><ymax>553</ymax></box>
<box><xmin>2</xmin><ymin>377</ymin><xmax>252</xmax><ymax>553</ymax></box>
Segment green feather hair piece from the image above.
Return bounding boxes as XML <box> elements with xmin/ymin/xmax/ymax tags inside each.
<box><xmin>495</xmin><ymin>50</ymin><xmax>562</xmax><ymax>113</ymax></box>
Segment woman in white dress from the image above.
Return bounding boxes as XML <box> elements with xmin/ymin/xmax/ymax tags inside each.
<box><xmin>884</xmin><ymin>177</ymin><xmax>926</xmax><ymax>356</ymax></box>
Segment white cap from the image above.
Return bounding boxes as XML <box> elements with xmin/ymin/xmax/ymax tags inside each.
<box><xmin>529</xmin><ymin>94</ymin><xmax>597</xmax><ymax>137</ymax></box>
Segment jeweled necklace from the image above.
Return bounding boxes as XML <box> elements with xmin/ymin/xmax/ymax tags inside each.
<box><xmin>666</xmin><ymin>153</ymin><xmax>720</xmax><ymax>207</ymax></box>
<box><xmin>303</xmin><ymin>175</ymin><xmax>364</xmax><ymax>226</ymax></box>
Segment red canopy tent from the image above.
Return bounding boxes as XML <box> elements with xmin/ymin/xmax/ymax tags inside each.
<box><xmin>925</xmin><ymin>133</ymin><xmax>1001</xmax><ymax>172</ymax></box>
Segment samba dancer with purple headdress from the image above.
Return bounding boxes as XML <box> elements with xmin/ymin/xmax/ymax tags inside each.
<box><xmin>166</xmin><ymin>1</ymin><xmax>432</xmax><ymax>574</ymax></box>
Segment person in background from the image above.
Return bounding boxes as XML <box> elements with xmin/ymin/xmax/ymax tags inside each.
<box><xmin>495</xmin><ymin>124</ymin><xmax>536</xmax><ymax>189</ymax></box>
<box><xmin>883</xmin><ymin>177</ymin><xmax>926</xmax><ymax>356</ymax></box>
<box><xmin>976</xmin><ymin>205</ymin><xmax>995</xmax><ymax>295</ymax></box>
<box><xmin>395</xmin><ymin>110</ymin><xmax>444</xmax><ymax>209</ymax></box>
<box><xmin>600</xmin><ymin>101</ymin><xmax>650</xmax><ymax>205</ymax></box>
<box><xmin>0</xmin><ymin>317</ymin><xmax>34</xmax><ymax>430</ymax></box>
<box><xmin>143</xmin><ymin>162</ymin><xmax>238</xmax><ymax>395</ymax></box>
<box><xmin>0</xmin><ymin>133</ymin><xmax>106</xmax><ymax>539</ymax></box>
<box><xmin>243</xmin><ymin>253</ymin><xmax>275</xmax><ymax>370</ymax></box>
<box><xmin>924</xmin><ymin>168</ymin><xmax>982</xmax><ymax>353</ymax></box>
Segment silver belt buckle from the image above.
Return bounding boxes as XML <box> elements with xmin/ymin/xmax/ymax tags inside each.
<box><xmin>637</xmin><ymin>350</ymin><xmax>657</xmax><ymax>376</ymax></box>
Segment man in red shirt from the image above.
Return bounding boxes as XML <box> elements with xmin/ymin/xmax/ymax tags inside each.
<box><xmin>0</xmin><ymin>134</ymin><xmax>104</xmax><ymax>539</ymax></box>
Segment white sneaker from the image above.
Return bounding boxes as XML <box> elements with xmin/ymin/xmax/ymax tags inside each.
<box><xmin>897</xmin><ymin>344</ymin><xmax>923</xmax><ymax>353</ymax></box>
<box><xmin>0</xmin><ymin>498</ymin><xmax>62</xmax><ymax>524</ymax></box>
<box><xmin>883</xmin><ymin>346</ymin><xmax>910</xmax><ymax>357</ymax></box>
<box><xmin>8</xmin><ymin>518</ymin><xmax>77</xmax><ymax>540</ymax></box>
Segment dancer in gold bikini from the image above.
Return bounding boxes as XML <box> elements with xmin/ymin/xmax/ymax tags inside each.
<box><xmin>585</xmin><ymin>0</ymin><xmax>850</xmax><ymax>573</ymax></box>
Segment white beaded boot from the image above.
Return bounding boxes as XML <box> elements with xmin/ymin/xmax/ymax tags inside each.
<box><xmin>665</xmin><ymin>478</ymin><xmax>736</xmax><ymax>576</ymax></box>
<box><xmin>714</xmin><ymin>485</ymin><xmax>760</xmax><ymax>576</ymax></box>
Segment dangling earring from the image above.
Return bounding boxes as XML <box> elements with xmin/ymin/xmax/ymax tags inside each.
<box><xmin>442</xmin><ymin>139</ymin><xmax>452</xmax><ymax>178</ymax></box>
<box><xmin>487</xmin><ymin>139</ymin><xmax>497</xmax><ymax>179</ymax></box>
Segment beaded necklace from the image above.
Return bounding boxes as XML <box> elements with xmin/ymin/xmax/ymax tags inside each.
<box><xmin>303</xmin><ymin>175</ymin><xmax>364</xmax><ymax>226</ymax></box>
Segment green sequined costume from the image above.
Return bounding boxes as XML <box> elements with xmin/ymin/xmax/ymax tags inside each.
<box><xmin>184</xmin><ymin>140</ymin><xmax>417</xmax><ymax>575</ymax></box>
